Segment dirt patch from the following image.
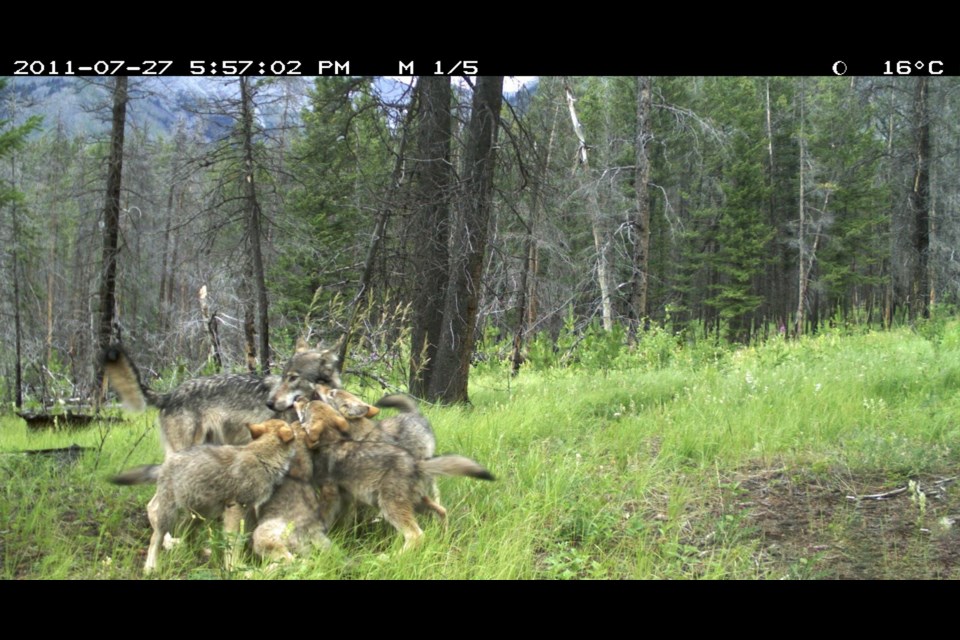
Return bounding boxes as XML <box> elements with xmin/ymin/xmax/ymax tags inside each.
<box><xmin>728</xmin><ymin>467</ymin><xmax>960</xmax><ymax>579</ymax></box>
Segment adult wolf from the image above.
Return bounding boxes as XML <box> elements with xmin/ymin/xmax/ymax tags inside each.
<box><xmin>102</xmin><ymin>339</ymin><xmax>342</xmax><ymax>458</ymax></box>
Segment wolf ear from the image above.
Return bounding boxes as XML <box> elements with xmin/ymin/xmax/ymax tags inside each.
<box><xmin>295</xmin><ymin>337</ymin><xmax>311</xmax><ymax>353</ymax></box>
<box><xmin>335</xmin><ymin>391</ymin><xmax>379</xmax><ymax>419</ymax></box>
<box><xmin>277</xmin><ymin>424</ymin><xmax>295</xmax><ymax>443</ymax></box>
<box><xmin>304</xmin><ymin>431</ymin><xmax>321</xmax><ymax>447</ymax></box>
<box><xmin>303</xmin><ymin>421</ymin><xmax>323</xmax><ymax>447</ymax></box>
<box><xmin>248</xmin><ymin>422</ymin><xmax>267</xmax><ymax>439</ymax></box>
<box><xmin>319</xmin><ymin>334</ymin><xmax>345</xmax><ymax>360</ymax></box>
<box><xmin>345</xmin><ymin>401</ymin><xmax>379</xmax><ymax>419</ymax></box>
<box><xmin>332</xmin><ymin>414</ymin><xmax>349</xmax><ymax>433</ymax></box>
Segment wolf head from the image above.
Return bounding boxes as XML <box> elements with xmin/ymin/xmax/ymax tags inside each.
<box><xmin>295</xmin><ymin>398</ymin><xmax>349</xmax><ymax>445</ymax></box>
<box><xmin>266</xmin><ymin>340</ymin><xmax>343</xmax><ymax>412</ymax></box>
<box><xmin>249</xmin><ymin>419</ymin><xmax>296</xmax><ymax>444</ymax></box>
<box><xmin>315</xmin><ymin>385</ymin><xmax>380</xmax><ymax>419</ymax></box>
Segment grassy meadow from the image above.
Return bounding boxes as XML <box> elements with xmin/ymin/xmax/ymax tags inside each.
<box><xmin>3</xmin><ymin>322</ymin><xmax>960</xmax><ymax>579</ymax></box>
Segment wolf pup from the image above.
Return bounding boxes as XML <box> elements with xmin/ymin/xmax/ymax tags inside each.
<box><xmin>316</xmin><ymin>387</ymin><xmax>436</xmax><ymax>461</ymax></box>
<box><xmin>102</xmin><ymin>338</ymin><xmax>341</xmax><ymax>459</ymax></box>
<box><xmin>298</xmin><ymin>399</ymin><xmax>494</xmax><ymax>551</ymax></box>
<box><xmin>315</xmin><ymin>386</ymin><xmax>441</xmax><ymax>514</ymax></box>
<box><xmin>143</xmin><ymin>419</ymin><xmax>297</xmax><ymax>574</ymax></box>
<box><xmin>251</xmin><ymin>420</ymin><xmax>335</xmax><ymax>563</ymax></box>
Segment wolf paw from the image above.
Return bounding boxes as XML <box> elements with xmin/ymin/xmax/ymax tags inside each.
<box><xmin>162</xmin><ymin>533</ymin><xmax>182</xmax><ymax>550</ymax></box>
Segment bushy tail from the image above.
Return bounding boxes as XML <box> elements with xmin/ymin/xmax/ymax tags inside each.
<box><xmin>376</xmin><ymin>394</ymin><xmax>419</xmax><ymax>414</ymax></box>
<box><xmin>419</xmin><ymin>455</ymin><xmax>495</xmax><ymax>481</ymax></box>
<box><xmin>100</xmin><ymin>344</ymin><xmax>161</xmax><ymax>411</ymax></box>
<box><xmin>110</xmin><ymin>463</ymin><xmax>161</xmax><ymax>486</ymax></box>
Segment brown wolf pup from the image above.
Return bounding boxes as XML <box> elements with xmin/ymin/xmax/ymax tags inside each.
<box><xmin>297</xmin><ymin>399</ymin><xmax>494</xmax><ymax>551</ymax></box>
<box><xmin>102</xmin><ymin>338</ymin><xmax>341</xmax><ymax>461</ymax></box>
<box><xmin>316</xmin><ymin>386</ymin><xmax>436</xmax><ymax>460</ymax></box>
<box><xmin>315</xmin><ymin>386</ymin><xmax>441</xmax><ymax>515</ymax></box>
<box><xmin>143</xmin><ymin>419</ymin><xmax>297</xmax><ymax>574</ymax></box>
<box><xmin>250</xmin><ymin>420</ymin><xmax>335</xmax><ymax>563</ymax></box>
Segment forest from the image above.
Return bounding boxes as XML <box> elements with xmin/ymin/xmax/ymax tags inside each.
<box><xmin>0</xmin><ymin>75</ymin><xmax>954</xmax><ymax>408</ymax></box>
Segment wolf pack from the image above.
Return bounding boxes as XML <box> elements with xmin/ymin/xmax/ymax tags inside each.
<box><xmin>101</xmin><ymin>339</ymin><xmax>494</xmax><ymax>575</ymax></box>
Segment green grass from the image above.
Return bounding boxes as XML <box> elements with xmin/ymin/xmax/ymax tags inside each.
<box><xmin>3</xmin><ymin>326</ymin><xmax>960</xmax><ymax>579</ymax></box>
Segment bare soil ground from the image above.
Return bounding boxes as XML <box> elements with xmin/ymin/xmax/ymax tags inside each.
<box><xmin>727</xmin><ymin>467</ymin><xmax>960</xmax><ymax>579</ymax></box>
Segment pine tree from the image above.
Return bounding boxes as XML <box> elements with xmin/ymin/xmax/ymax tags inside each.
<box><xmin>1</xmin><ymin>78</ymin><xmax>42</xmax><ymax>408</ymax></box>
<box><xmin>701</xmin><ymin>78</ymin><xmax>772</xmax><ymax>342</ymax></box>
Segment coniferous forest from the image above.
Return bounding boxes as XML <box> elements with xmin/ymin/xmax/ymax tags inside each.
<box><xmin>0</xmin><ymin>76</ymin><xmax>955</xmax><ymax>406</ymax></box>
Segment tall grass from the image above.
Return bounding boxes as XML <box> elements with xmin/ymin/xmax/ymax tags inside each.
<box><xmin>3</xmin><ymin>324</ymin><xmax>960</xmax><ymax>578</ymax></box>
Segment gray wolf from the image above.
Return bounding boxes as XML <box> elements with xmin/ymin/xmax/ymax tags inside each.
<box><xmin>250</xmin><ymin>419</ymin><xmax>335</xmax><ymax>562</ymax></box>
<box><xmin>264</xmin><ymin>340</ymin><xmax>344</xmax><ymax>413</ymax></box>
<box><xmin>143</xmin><ymin>419</ymin><xmax>297</xmax><ymax>574</ymax></box>
<box><xmin>298</xmin><ymin>399</ymin><xmax>494</xmax><ymax>550</ymax></box>
<box><xmin>101</xmin><ymin>339</ymin><xmax>341</xmax><ymax>458</ymax></box>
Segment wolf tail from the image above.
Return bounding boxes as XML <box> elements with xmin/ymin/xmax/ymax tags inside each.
<box><xmin>110</xmin><ymin>463</ymin><xmax>161</xmax><ymax>485</ymax></box>
<box><xmin>376</xmin><ymin>394</ymin><xmax>419</xmax><ymax>414</ymax></box>
<box><xmin>419</xmin><ymin>455</ymin><xmax>495</xmax><ymax>481</ymax></box>
<box><xmin>101</xmin><ymin>344</ymin><xmax>163</xmax><ymax>411</ymax></box>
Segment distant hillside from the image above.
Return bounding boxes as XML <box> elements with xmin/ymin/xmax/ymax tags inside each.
<box><xmin>6</xmin><ymin>76</ymin><xmax>537</xmax><ymax>139</ymax></box>
<box><xmin>7</xmin><ymin>77</ymin><xmax>297</xmax><ymax>139</ymax></box>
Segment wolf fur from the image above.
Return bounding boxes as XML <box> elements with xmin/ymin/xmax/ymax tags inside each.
<box><xmin>376</xmin><ymin>394</ymin><xmax>437</xmax><ymax>461</ymax></box>
<box><xmin>314</xmin><ymin>387</ymin><xmax>440</xmax><ymax>514</ymax></box>
<box><xmin>298</xmin><ymin>399</ymin><xmax>493</xmax><ymax>550</ymax></box>
<box><xmin>316</xmin><ymin>387</ymin><xmax>436</xmax><ymax>460</ymax></box>
<box><xmin>250</xmin><ymin>420</ymin><xmax>335</xmax><ymax>562</ymax></box>
<box><xmin>101</xmin><ymin>340</ymin><xmax>341</xmax><ymax>458</ymax></box>
<box><xmin>265</xmin><ymin>339</ymin><xmax>344</xmax><ymax>412</ymax></box>
<box><xmin>143</xmin><ymin>419</ymin><xmax>297</xmax><ymax>574</ymax></box>
<box><xmin>111</xmin><ymin>464</ymin><xmax>161</xmax><ymax>486</ymax></box>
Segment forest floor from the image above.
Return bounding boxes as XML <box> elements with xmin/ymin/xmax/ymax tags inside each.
<box><xmin>716</xmin><ymin>466</ymin><xmax>960</xmax><ymax>579</ymax></box>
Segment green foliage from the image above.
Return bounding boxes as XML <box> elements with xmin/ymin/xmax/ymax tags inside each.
<box><xmin>516</xmin><ymin>316</ymin><xmax>685</xmax><ymax>374</ymax></box>
<box><xmin>271</xmin><ymin>78</ymin><xmax>393</xmax><ymax>321</ymax></box>
<box><xmin>0</xmin><ymin>80</ymin><xmax>42</xmax><ymax>207</ymax></box>
<box><xmin>471</xmin><ymin>325</ymin><xmax>512</xmax><ymax>377</ymax></box>
<box><xmin>805</xmin><ymin>78</ymin><xmax>889</xmax><ymax>311</ymax></box>
<box><xmin>701</xmin><ymin>78</ymin><xmax>773</xmax><ymax>342</ymax></box>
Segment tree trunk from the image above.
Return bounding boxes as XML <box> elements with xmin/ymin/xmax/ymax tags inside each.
<box><xmin>409</xmin><ymin>77</ymin><xmax>453</xmax><ymax>398</ymax></box>
<box><xmin>627</xmin><ymin>76</ymin><xmax>653</xmax><ymax>343</ymax></box>
<box><xmin>239</xmin><ymin>77</ymin><xmax>270</xmax><ymax>372</ymax></box>
<box><xmin>96</xmin><ymin>76</ymin><xmax>127</xmax><ymax>400</ymax></box>
<box><xmin>428</xmin><ymin>76</ymin><xmax>503</xmax><ymax>404</ymax></box>
<box><xmin>241</xmin><ymin>270</ymin><xmax>258</xmax><ymax>372</ymax></box>
<box><xmin>159</xmin><ymin>168</ymin><xmax>177</xmax><ymax>333</ymax></box>
<box><xmin>565</xmin><ymin>83</ymin><xmax>613</xmax><ymax>330</ymax></box>
<box><xmin>46</xmin><ymin>214</ymin><xmax>57</xmax><ymax>370</ymax></box>
<box><xmin>591</xmin><ymin>214</ymin><xmax>614</xmax><ymax>330</ymax></box>
<box><xmin>763</xmin><ymin>78</ymin><xmax>786</xmax><ymax>333</ymax></box>
<box><xmin>910</xmin><ymin>77</ymin><xmax>931</xmax><ymax>320</ymax></box>
<box><xmin>339</xmin><ymin>118</ymin><xmax>410</xmax><ymax>368</ymax></box>
<box><xmin>512</xmin><ymin>104</ymin><xmax>559</xmax><ymax>374</ymax></box>
<box><xmin>11</xmin><ymin>200</ymin><xmax>23</xmax><ymax>409</ymax></box>
<box><xmin>796</xmin><ymin>80</ymin><xmax>807</xmax><ymax>337</ymax></box>
<box><xmin>198</xmin><ymin>285</ymin><xmax>222</xmax><ymax>372</ymax></box>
